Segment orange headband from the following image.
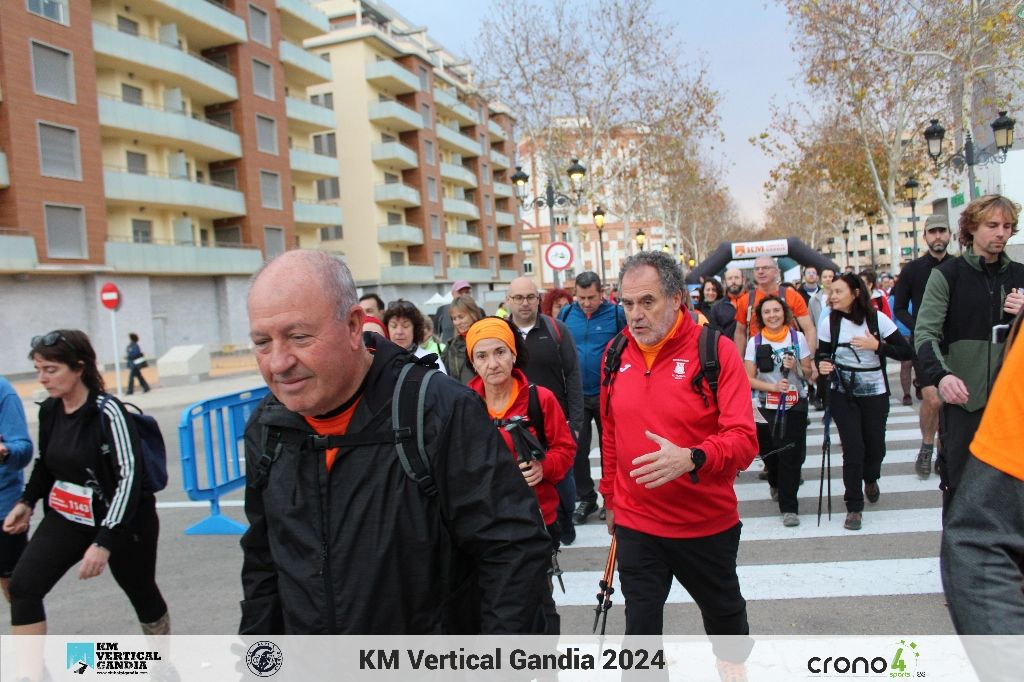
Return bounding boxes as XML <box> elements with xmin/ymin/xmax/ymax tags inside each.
<box><xmin>466</xmin><ymin>317</ymin><xmax>516</xmax><ymax>359</ymax></box>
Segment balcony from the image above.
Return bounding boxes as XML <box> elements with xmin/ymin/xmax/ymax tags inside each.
<box><xmin>498</xmin><ymin>240</ymin><xmax>519</xmax><ymax>255</ymax></box>
<box><xmin>0</xmin><ymin>230</ymin><xmax>38</xmax><ymax>271</ymax></box>
<box><xmin>490</xmin><ymin>149</ymin><xmax>511</xmax><ymax>169</ymax></box>
<box><xmin>277</xmin><ymin>0</ymin><xmax>330</xmax><ymax>40</ymax></box>
<box><xmin>105</xmin><ymin>238</ymin><xmax>262</xmax><ymax>275</ymax></box>
<box><xmin>377</xmin><ymin>224</ymin><xmax>425</xmax><ymax>246</ymax></box>
<box><xmin>286</xmin><ymin>96</ymin><xmax>335</xmax><ymax>134</ymax></box>
<box><xmin>0</xmin><ymin>151</ymin><xmax>8</xmax><ymax>189</ymax></box>
<box><xmin>495</xmin><ymin>210</ymin><xmax>515</xmax><ymax>226</ymax></box>
<box><xmin>492</xmin><ymin>181</ymin><xmax>512</xmax><ymax>198</ymax></box>
<box><xmin>488</xmin><ymin>119</ymin><xmax>507</xmax><ymax>141</ymax></box>
<box><xmin>446</xmin><ymin>232</ymin><xmax>483</xmax><ymax>251</ymax></box>
<box><xmin>293</xmin><ymin>200</ymin><xmax>343</xmax><ymax>228</ymax></box>
<box><xmin>374</xmin><ymin>182</ymin><xmax>421</xmax><ymax>207</ymax></box>
<box><xmin>368</xmin><ymin>101</ymin><xmax>424</xmax><ymax>132</ymax></box>
<box><xmin>143</xmin><ymin>0</ymin><xmax>248</xmax><ymax>48</ymax></box>
<box><xmin>98</xmin><ymin>95</ymin><xmax>241</xmax><ymax>162</ymax></box>
<box><xmin>436</xmin><ymin>124</ymin><xmax>482</xmax><ymax>157</ymax></box>
<box><xmin>433</xmin><ymin>88</ymin><xmax>480</xmax><ymax>126</ymax></box>
<box><xmin>443</xmin><ymin>197</ymin><xmax>480</xmax><ymax>220</ymax></box>
<box><xmin>103</xmin><ymin>168</ymin><xmax>246</xmax><ymax>219</ymax></box>
<box><xmin>379</xmin><ymin>264</ymin><xmax>436</xmax><ymax>284</ymax></box>
<box><xmin>499</xmin><ymin>268</ymin><xmax>519</xmax><ymax>281</ymax></box>
<box><xmin>439</xmin><ymin>162</ymin><xmax>477</xmax><ymax>188</ymax></box>
<box><xmin>289</xmin><ymin>146</ymin><xmax>339</xmax><ymax>180</ymax></box>
<box><xmin>448</xmin><ymin>267</ymin><xmax>493</xmax><ymax>283</ymax></box>
<box><xmin>365</xmin><ymin>61</ymin><xmax>420</xmax><ymax>94</ymax></box>
<box><xmin>279</xmin><ymin>40</ymin><xmax>332</xmax><ymax>87</ymax></box>
<box><xmin>371</xmin><ymin>141</ymin><xmax>419</xmax><ymax>169</ymax></box>
<box><xmin>92</xmin><ymin>21</ymin><xmax>237</xmax><ymax>105</ymax></box>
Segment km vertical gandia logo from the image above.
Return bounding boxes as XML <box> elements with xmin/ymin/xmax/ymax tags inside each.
<box><xmin>807</xmin><ymin>639</ymin><xmax>923</xmax><ymax>678</ymax></box>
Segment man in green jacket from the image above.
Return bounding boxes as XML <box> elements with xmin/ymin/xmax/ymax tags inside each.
<box><xmin>915</xmin><ymin>195</ymin><xmax>1024</xmax><ymax>515</ymax></box>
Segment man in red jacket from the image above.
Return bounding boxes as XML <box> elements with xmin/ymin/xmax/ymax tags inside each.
<box><xmin>601</xmin><ymin>251</ymin><xmax>758</xmax><ymax>675</ymax></box>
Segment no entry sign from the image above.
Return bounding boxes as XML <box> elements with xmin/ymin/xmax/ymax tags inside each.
<box><xmin>100</xmin><ymin>282</ymin><xmax>121</xmax><ymax>311</ymax></box>
<box><xmin>544</xmin><ymin>241</ymin><xmax>574</xmax><ymax>271</ymax></box>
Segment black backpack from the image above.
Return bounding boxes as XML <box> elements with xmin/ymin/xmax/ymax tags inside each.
<box><xmin>601</xmin><ymin>325</ymin><xmax>722</xmax><ymax>411</ymax></box>
<box><xmin>98</xmin><ymin>395</ymin><xmax>168</xmax><ymax>493</ymax></box>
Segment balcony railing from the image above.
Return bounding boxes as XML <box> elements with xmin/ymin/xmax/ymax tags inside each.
<box><xmin>374</xmin><ymin>182</ymin><xmax>422</xmax><ymax>207</ymax></box>
<box><xmin>439</xmin><ymin>162</ymin><xmax>478</xmax><ymax>188</ymax></box>
<box><xmin>368</xmin><ymin>100</ymin><xmax>424</xmax><ymax>132</ymax></box>
<box><xmin>377</xmin><ymin>223</ymin><xmax>425</xmax><ymax>246</ymax></box>
<box><xmin>365</xmin><ymin>60</ymin><xmax>420</xmax><ymax>94</ymax></box>
<box><xmin>97</xmin><ymin>93</ymin><xmax>241</xmax><ymax>160</ymax></box>
<box><xmin>285</xmin><ymin>96</ymin><xmax>335</xmax><ymax>132</ymax></box>
<box><xmin>103</xmin><ymin>166</ymin><xmax>246</xmax><ymax>217</ymax></box>
<box><xmin>0</xmin><ymin>229</ymin><xmax>38</xmax><ymax>271</ymax></box>
<box><xmin>436</xmin><ymin>124</ymin><xmax>482</xmax><ymax>157</ymax></box>
<box><xmin>276</xmin><ymin>0</ymin><xmax>329</xmax><ymax>39</ymax></box>
<box><xmin>279</xmin><ymin>39</ymin><xmax>332</xmax><ymax>86</ymax></box>
<box><xmin>293</xmin><ymin>199</ymin><xmax>344</xmax><ymax>227</ymax></box>
<box><xmin>445</xmin><ymin>232</ymin><xmax>483</xmax><ymax>251</ymax></box>
<box><xmin>105</xmin><ymin>236</ymin><xmax>262</xmax><ymax>275</ymax></box>
<box><xmin>371</xmin><ymin>141</ymin><xmax>419</xmax><ymax>169</ymax></box>
<box><xmin>443</xmin><ymin>197</ymin><xmax>480</xmax><ymax>220</ymax></box>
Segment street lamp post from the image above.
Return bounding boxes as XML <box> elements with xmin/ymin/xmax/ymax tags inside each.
<box><xmin>592</xmin><ymin>205</ymin><xmax>607</xmax><ymax>285</ymax></box>
<box><xmin>923</xmin><ymin>111</ymin><xmax>1016</xmax><ymax>201</ymax></box>
<box><xmin>866</xmin><ymin>213</ymin><xmax>877</xmax><ymax>270</ymax></box>
<box><xmin>636</xmin><ymin>228</ymin><xmax>646</xmax><ymax>251</ymax></box>
<box><xmin>842</xmin><ymin>225</ymin><xmax>851</xmax><ymax>270</ymax></box>
<box><xmin>511</xmin><ymin>159</ymin><xmax>586</xmax><ymax>288</ymax></box>
<box><xmin>904</xmin><ymin>177</ymin><xmax>920</xmax><ymax>259</ymax></box>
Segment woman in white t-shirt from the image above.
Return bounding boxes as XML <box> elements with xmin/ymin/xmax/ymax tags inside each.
<box><xmin>817</xmin><ymin>274</ymin><xmax>912</xmax><ymax>531</ymax></box>
<box><xmin>744</xmin><ymin>296</ymin><xmax>814</xmax><ymax>527</ymax></box>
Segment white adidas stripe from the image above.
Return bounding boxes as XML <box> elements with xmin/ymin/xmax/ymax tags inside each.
<box><xmin>566</xmin><ymin>507</ymin><xmax>942</xmax><ymax>548</ymax></box>
<box><xmin>552</xmin><ymin>557</ymin><xmax>942</xmax><ymax>606</ymax></box>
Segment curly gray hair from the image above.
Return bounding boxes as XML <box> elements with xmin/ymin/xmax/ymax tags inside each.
<box><xmin>619</xmin><ymin>250</ymin><xmax>686</xmax><ymax>299</ymax></box>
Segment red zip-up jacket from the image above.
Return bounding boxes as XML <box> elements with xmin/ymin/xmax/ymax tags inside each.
<box><xmin>470</xmin><ymin>369</ymin><xmax>576</xmax><ymax>525</ymax></box>
<box><xmin>599</xmin><ymin>313</ymin><xmax>758</xmax><ymax>538</ymax></box>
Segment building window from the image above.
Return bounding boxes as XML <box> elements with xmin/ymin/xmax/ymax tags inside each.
<box><xmin>256</xmin><ymin>115</ymin><xmax>277</xmax><ymax>154</ymax></box>
<box><xmin>320</xmin><ymin>225</ymin><xmax>343</xmax><ymax>241</ymax></box>
<box><xmin>384</xmin><ymin>172</ymin><xmax>399</xmax><ymax>184</ymax></box>
<box><xmin>418</xmin><ymin>66</ymin><xmax>429</xmax><ymax>91</ymax></box>
<box><xmin>27</xmin><ymin>0</ymin><xmax>68</xmax><ymax>25</ymax></box>
<box><xmin>311</xmin><ymin>92</ymin><xmax>334</xmax><ymax>110</ymax></box>
<box><xmin>430</xmin><ymin>215</ymin><xmax>441</xmax><ymax>239</ymax></box>
<box><xmin>484</xmin><ymin>194</ymin><xmax>492</xmax><ymax>216</ymax></box>
<box><xmin>320</xmin><ymin>52</ymin><xmax>330</xmax><ymax>63</ymax></box>
<box><xmin>31</xmin><ymin>42</ymin><xmax>74</xmax><ymax>102</ymax></box>
<box><xmin>210</xmin><ymin>166</ymin><xmax>237</xmax><ymax>189</ymax></box>
<box><xmin>260</xmin><ymin>170</ymin><xmax>281</xmax><ymax>209</ymax></box>
<box><xmin>390</xmin><ymin>250</ymin><xmax>405</xmax><ymax>266</ymax></box>
<box><xmin>264</xmin><ymin>226</ymin><xmax>285</xmax><ymax>258</ymax></box>
<box><xmin>248</xmin><ymin>4</ymin><xmax>270</xmax><ymax>46</ymax></box>
<box><xmin>424</xmin><ymin>139</ymin><xmax>435</xmax><ymax>165</ymax></box>
<box><xmin>523</xmin><ymin>260</ymin><xmax>534</xmax><ymax>274</ymax></box>
<box><xmin>421</xmin><ymin>103</ymin><xmax>431</xmax><ymax>128</ymax></box>
<box><xmin>312</xmin><ymin>132</ymin><xmax>336</xmax><ymax>157</ymax></box>
<box><xmin>126</xmin><ymin>151</ymin><xmax>147</xmax><ymax>175</ymax></box>
<box><xmin>387</xmin><ymin>211</ymin><xmax>403</xmax><ymax>225</ymax></box>
<box><xmin>252</xmin><ymin>59</ymin><xmax>274</xmax><ymax>100</ymax></box>
<box><xmin>433</xmin><ymin>250</ymin><xmax>443</xmax><ymax>275</ymax></box>
<box><xmin>121</xmin><ymin>83</ymin><xmax>143</xmax><ymax>105</ymax></box>
<box><xmin>489</xmin><ymin>255</ymin><xmax>497</xmax><ymax>275</ymax></box>
<box><xmin>132</xmin><ymin>218</ymin><xmax>152</xmax><ymax>243</ymax></box>
<box><xmin>427</xmin><ymin>177</ymin><xmax>438</xmax><ymax>201</ymax></box>
<box><xmin>37</xmin><ymin>122</ymin><xmax>80</xmax><ymax>179</ymax></box>
<box><xmin>479</xmin><ymin>133</ymin><xmax>487</xmax><ymax>152</ymax></box>
<box><xmin>316</xmin><ymin>177</ymin><xmax>340</xmax><ymax>201</ymax></box>
<box><xmin>44</xmin><ymin>204</ymin><xmax>85</xmax><ymax>258</ymax></box>
<box><xmin>116</xmin><ymin>15</ymin><xmax>139</xmax><ymax>36</ymax></box>
<box><xmin>481</xmin><ymin>162</ymin><xmax>489</xmax><ymax>182</ymax></box>
<box><xmin>486</xmin><ymin>225</ymin><xmax>495</xmax><ymax>246</ymax></box>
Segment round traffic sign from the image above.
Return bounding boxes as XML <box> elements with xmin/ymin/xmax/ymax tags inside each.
<box><xmin>544</xmin><ymin>241</ymin><xmax>574</xmax><ymax>271</ymax></box>
<box><xmin>100</xmin><ymin>282</ymin><xmax>121</xmax><ymax>311</ymax></box>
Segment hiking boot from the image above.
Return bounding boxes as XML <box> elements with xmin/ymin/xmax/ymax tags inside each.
<box><xmin>782</xmin><ymin>512</ymin><xmax>799</xmax><ymax>527</ymax></box>
<box><xmin>915</xmin><ymin>447</ymin><xmax>933</xmax><ymax>479</ymax></box>
<box><xmin>770</xmin><ymin>486</ymin><xmax>778</xmax><ymax>501</ymax></box>
<box><xmin>844</xmin><ymin>512</ymin><xmax>862</xmax><ymax>531</ymax></box>
<box><xmin>573</xmin><ymin>499</ymin><xmax>598</xmax><ymax>525</ymax></box>
<box><xmin>865</xmin><ymin>481</ymin><xmax>880</xmax><ymax>504</ymax></box>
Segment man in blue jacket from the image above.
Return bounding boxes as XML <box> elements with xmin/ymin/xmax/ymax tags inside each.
<box><xmin>559</xmin><ymin>271</ymin><xmax>626</xmax><ymax>524</ymax></box>
<box><xmin>0</xmin><ymin>375</ymin><xmax>32</xmax><ymax>602</ymax></box>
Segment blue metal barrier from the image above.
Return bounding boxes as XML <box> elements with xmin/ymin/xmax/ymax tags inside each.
<box><xmin>178</xmin><ymin>386</ymin><xmax>269</xmax><ymax>535</ymax></box>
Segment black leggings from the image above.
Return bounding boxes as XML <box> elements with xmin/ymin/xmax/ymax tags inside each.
<box><xmin>830</xmin><ymin>392</ymin><xmax>890</xmax><ymax>512</ymax></box>
<box><xmin>9</xmin><ymin>496</ymin><xmax>166</xmax><ymax>625</ymax></box>
<box><xmin>757</xmin><ymin>407</ymin><xmax>808</xmax><ymax>514</ymax></box>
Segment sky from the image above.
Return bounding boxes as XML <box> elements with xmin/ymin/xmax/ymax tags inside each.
<box><xmin>382</xmin><ymin>0</ymin><xmax>805</xmax><ymax>226</ymax></box>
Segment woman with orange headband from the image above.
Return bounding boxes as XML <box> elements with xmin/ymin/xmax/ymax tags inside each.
<box><xmin>466</xmin><ymin>317</ymin><xmax>575</xmax><ymax>629</ymax></box>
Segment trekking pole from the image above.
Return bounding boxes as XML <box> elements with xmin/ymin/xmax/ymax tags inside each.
<box><xmin>592</xmin><ymin>535</ymin><xmax>617</xmax><ymax>635</ymax></box>
<box><xmin>817</xmin><ymin>360</ymin><xmax>836</xmax><ymax>526</ymax></box>
<box><xmin>550</xmin><ymin>547</ymin><xmax>565</xmax><ymax>594</ymax></box>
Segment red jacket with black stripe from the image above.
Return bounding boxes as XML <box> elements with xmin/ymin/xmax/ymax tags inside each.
<box><xmin>599</xmin><ymin>313</ymin><xmax>758</xmax><ymax>538</ymax></box>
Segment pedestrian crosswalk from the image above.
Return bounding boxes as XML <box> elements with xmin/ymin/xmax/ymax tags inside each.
<box><xmin>557</xmin><ymin>400</ymin><xmax>950</xmax><ymax>634</ymax></box>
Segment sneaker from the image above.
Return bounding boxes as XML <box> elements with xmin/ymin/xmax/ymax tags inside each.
<box><xmin>915</xmin><ymin>447</ymin><xmax>933</xmax><ymax>479</ymax></box>
<box><xmin>770</xmin><ymin>486</ymin><xmax>778</xmax><ymax>501</ymax></box>
<box><xmin>597</xmin><ymin>506</ymin><xmax>606</xmax><ymax>521</ymax></box>
<box><xmin>902</xmin><ymin>394</ymin><xmax>912</xmax><ymax>406</ymax></box>
<box><xmin>782</xmin><ymin>512</ymin><xmax>799</xmax><ymax>527</ymax></box>
<box><xmin>865</xmin><ymin>481</ymin><xmax>880</xmax><ymax>503</ymax></box>
<box><xmin>844</xmin><ymin>511</ymin><xmax>862</xmax><ymax>530</ymax></box>
<box><xmin>572</xmin><ymin>499</ymin><xmax>598</xmax><ymax>525</ymax></box>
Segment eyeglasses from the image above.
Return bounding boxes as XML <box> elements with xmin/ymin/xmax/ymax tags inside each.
<box><xmin>31</xmin><ymin>331</ymin><xmax>67</xmax><ymax>349</ymax></box>
<box><xmin>509</xmin><ymin>295</ymin><xmax>539</xmax><ymax>304</ymax></box>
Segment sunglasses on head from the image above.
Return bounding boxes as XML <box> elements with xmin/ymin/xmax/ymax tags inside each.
<box><xmin>31</xmin><ymin>331</ymin><xmax>67</xmax><ymax>349</ymax></box>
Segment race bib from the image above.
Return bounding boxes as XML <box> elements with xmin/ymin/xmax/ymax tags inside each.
<box><xmin>48</xmin><ymin>481</ymin><xmax>95</xmax><ymax>526</ymax></box>
<box><xmin>765</xmin><ymin>389</ymin><xmax>799</xmax><ymax>408</ymax></box>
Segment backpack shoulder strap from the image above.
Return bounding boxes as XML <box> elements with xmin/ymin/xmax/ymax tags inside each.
<box><xmin>867</xmin><ymin>308</ymin><xmax>880</xmax><ymax>339</ymax></box>
<box><xmin>829</xmin><ymin>310</ymin><xmax>841</xmax><ymax>355</ymax></box>
<box><xmin>526</xmin><ymin>383</ymin><xmax>547</xmax><ymax>450</ymax></box>
<box><xmin>754</xmin><ymin>332</ymin><xmax>763</xmax><ymax>348</ymax></box>
<box><xmin>540</xmin><ymin>314</ymin><xmax>562</xmax><ymax>346</ymax></box>
<box><xmin>602</xmin><ymin>331</ymin><xmax>629</xmax><ymax>388</ymax></box>
<box><xmin>692</xmin><ymin>326</ymin><xmax>721</xmax><ymax>407</ymax></box>
<box><xmin>392</xmin><ymin>361</ymin><xmax>440</xmax><ymax>498</ymax></box>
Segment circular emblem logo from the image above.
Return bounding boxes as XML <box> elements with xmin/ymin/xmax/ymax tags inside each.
<box><xmin>246</xmin><ymin>641</ymin><xmax>283</xmax><ymax>677</ymax></box>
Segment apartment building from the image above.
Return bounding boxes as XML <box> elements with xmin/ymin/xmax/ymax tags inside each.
<box><xmin>0</xmin><ymin>0</ymin><xmax>336</xmax><ymax>375</ymax></box>
<box><xmin>306</xmin><ymin>0</ymin><xmax>523</xmax><ymax>304</ymax></box>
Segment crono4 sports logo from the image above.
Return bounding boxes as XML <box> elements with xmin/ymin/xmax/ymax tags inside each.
<box><xmin>808</xmin><ymin>639</ymin><xmax>923</xmax><ymax>678</ymax></box>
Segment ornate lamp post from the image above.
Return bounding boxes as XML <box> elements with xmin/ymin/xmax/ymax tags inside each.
<box><xmin>842</xmin><ymin>225</ymin><xmax>851</xmax><ymax>270</ymax></box>
<box><xmin>592</xmin><ymin>205</ymin><xmax>607</xmax><ymax>284</ymax></box>
<box><xmin>511</xmin><ymin>159</ymin><xmax>586</xmax><ymax>288</ymax></box>
<box><xmin>635</xmin><ymin>228</ymin><xmax>646</xmax><ymax>251</ymax></box>
<box><xmin>923</xmin><ymin>111</ymin><xmax>1016</xmax><ymax>201</ymax></box>
<box><xmin>903</xmin><ymin>177</ymin><xmax>921</xmax><ymax>259</ymax></box>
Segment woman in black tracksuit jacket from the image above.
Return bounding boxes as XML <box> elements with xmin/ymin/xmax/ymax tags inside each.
<box><xmin>817</xmin><ymin>274</ymin><xmax>911</xmax><ymax>532</ymax></box>
<box><xmin>2</xmin><ymin>330</ymin><xmax>168</xmax><ymax>635</ymax></box>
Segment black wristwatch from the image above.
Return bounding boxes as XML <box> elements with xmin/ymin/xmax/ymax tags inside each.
<box><xmin>689</xmin><ymin>448</ymin><xmax>707</xmax><ymax>484</ymax></box>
